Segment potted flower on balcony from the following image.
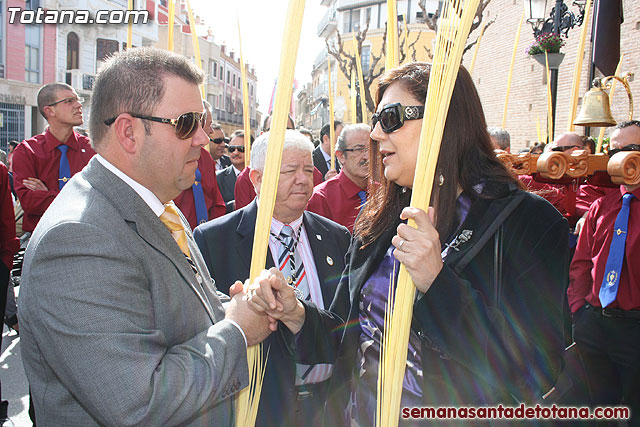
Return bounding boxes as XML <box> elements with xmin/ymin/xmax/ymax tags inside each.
<box><xmin>526</xmin><ymin>33</ymin><xmax>566</xmax><ymax>69</ymax></box>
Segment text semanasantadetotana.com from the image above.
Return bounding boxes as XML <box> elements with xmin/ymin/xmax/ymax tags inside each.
<box><xmin>401</xmin><ymin>404</ymin><xmax>630</xmax><ymax>420</ymax></box>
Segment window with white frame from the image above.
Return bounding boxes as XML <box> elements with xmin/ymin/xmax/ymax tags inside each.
<box><xmin>25</xmin><ymin>25</ymin><xmax>41</xmax><ymax>83</ymax></box>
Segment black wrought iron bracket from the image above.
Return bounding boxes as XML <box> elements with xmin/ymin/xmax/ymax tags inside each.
<box><xmin>533</xmin><ymin>1</ymin><xmax>587</xmax><ymax>37</ymax></box>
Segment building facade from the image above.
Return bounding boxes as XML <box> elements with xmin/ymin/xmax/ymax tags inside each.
<box><xmin>463</xmin><ymin>0</ymin><xmax>639</xmax><ymax>151</ymax></box>
<box><xmin>1</xmin><ymin>0</ymin><xmax>57</xmax><ymax>151</ymax></box>
<box><xmin>301</xmin><ymin>0</ymin><xmax>438</xmax><ymax>129</ymax></box>
<box><xmin>155</xmin><ymin>1</ymin><xmax>259</xmax><ymax>137</ymax></box>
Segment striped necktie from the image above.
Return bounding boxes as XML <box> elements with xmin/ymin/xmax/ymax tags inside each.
<box><xmin>599</xmin><ymin>193</ymin><xmax>635</xmax><ymax>307</ymax></box>
<box><xmin>275</xmin><ymin>224</ymin><xmax>309</xmax><ymax>300</ymax></box>
<box><xmin>159</xmin><ymin>202</ymin><xmax>191</xmax><ymax>258</ymax></box>
<box><xmin>192</xmin><ymin>167</ymin><xmax>208</xmax><ymax>225</ymax></box>
<box><xmin>57</xmin><ymin>144</ymin><xmax>71</xmax><ymax>189</ymax></box>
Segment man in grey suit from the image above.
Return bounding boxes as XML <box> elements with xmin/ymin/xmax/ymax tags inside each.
<box><xmin>18</xmin><ymin>47</ymin><xmax>276</xmax><ymax>426</ymax></box>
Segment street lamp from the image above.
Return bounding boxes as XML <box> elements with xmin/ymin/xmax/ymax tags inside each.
<box><xmin>523</xmin><ymin>0</ymin><xmax>586</xmax><ymax>140</ymax></box>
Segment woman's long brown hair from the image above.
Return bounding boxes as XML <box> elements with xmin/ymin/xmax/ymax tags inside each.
<box><xmin>354</xmin><ymin>63</ymin><xmax>520</xmax><ymax>247</ymax></box>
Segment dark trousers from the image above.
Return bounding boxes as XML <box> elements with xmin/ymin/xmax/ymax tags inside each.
<box><xmin>293</xmin><ymin>381</ymin><xmax>330</xmax><ymax>427</ymax></box>
<box><xmin>0</xmin><ymin>262</ymin><xmax>9</xmax><ymax>419</ymax></box>
<box><xmin>573</xmin><ymin>304</ymin><xmax>640</xmax><ymax>426</ymax></box>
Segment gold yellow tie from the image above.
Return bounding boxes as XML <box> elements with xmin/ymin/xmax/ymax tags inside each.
<box><xmin>159</xmin><ymin>202</ymin><xmax>191</xmax><ymax>258</ymax></box>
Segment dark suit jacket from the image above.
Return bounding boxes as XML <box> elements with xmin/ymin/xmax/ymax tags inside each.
<box><xmin>296</xmin><ymin>182</ymin><xmax>569</xmax><ymax>425</ymax></box>
<box><xmin>193</xmin><ymin>200</ymin><xmax>351</xmax><ymax>426</ymax></box>
<box><xmin>312</xmin><ymin>145</ymin><xmax>340</xmax><ymax>180</ymax></box>
<box><xmin>216</xmin><ymin>166</ymin><xmax>238</xmax><ymax>213</ymax></box>
<box><xmin>217</xmin><ymin>155</ymin><xmax>232</xmax><ymax>170</ymax></box>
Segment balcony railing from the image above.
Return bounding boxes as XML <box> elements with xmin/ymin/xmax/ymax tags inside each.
<box><xmin>65</xmin><ymin>69</ymin><xmax>97</xmax><ymax>92</ymax></box>
<box><xmin>213</xmin><ymin>108</ymin><xmax>258</xmax><ymax>129</ymax></box>
<box><xmin>317</xmin><ymin>7</ymin><xmax>337</xmax><ymax>37</ymax></box>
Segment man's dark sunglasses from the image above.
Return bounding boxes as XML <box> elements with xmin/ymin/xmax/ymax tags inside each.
<box><xmin>608</xmin><ymin>144</ymin><xmax>640</xmax><ymax>158</ymax></box>
<box><xmin>104</xmin><ymin>111</ymin><xmax>206</xmax><ymax>140</ymax></box>
<box><xmin>227</xmin><ymin>145</ymin><xmax>245</xmax><ymax>153</ymax></box>
<box><xmin>209</xmin><ymin>137</ymin><xmax>229</xmax><ymax>144</ymax></box>
<box><xmin>371</xmin><ymin>103</ymin><xmax>425</xmax><ymax>133</ymax></box>
<box><xmin>551</xmin><ymin>145</ymin><xmax>583</xmax><ymax>152</ymax></box>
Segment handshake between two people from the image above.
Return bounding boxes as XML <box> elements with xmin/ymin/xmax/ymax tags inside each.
<box><xmin>224</xmin><ymin>268</ymin><xmax>307</xmax><ymax>347</ymax></box>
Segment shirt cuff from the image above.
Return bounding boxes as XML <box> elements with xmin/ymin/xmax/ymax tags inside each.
<box><xmin>224</xmin><ymin>318</ymin><xmax>248</xmax><ymax>347</ymax></box>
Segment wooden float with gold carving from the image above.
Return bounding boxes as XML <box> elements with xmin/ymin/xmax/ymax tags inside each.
<box><xmin>497</xmin><ymin>150</ymin><xmax>640</xmax><ymax>186</ymax></box>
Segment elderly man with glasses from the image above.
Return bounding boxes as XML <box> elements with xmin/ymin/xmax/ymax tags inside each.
<box><xmin>11</xmin><ymin>82</ymin><xmax>95</xmax><ymax>234</ymax></box>
<box><xmin>307</xmin><ymin>124</ymin><xmax>370</xmax><ymax>232</ymax></box>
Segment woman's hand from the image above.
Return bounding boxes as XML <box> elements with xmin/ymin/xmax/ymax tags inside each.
<box><xmin>391</xmin><ymin>207</ymin><xmax>443</xmax><ymax>293</ymax></box>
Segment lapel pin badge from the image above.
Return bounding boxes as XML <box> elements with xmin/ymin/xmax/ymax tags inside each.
<box><xmin>326</xmin><ymin>256</ymin><xmax>334</xmax><ymax>266</ymax></box>
<box><xmin>316</xmin><ymin>234</ymin><xmax>322</xmax><ymax>240</ymax></box>
<box><xmin>446</xmin><ymin>229</ymin><xmax>473</xmax><ymax>252</ymax></box>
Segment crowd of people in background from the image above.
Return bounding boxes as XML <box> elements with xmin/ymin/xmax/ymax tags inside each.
<box><xmin>0</xmin><ymin>48</ymin><xmax>638</xmax><ymax>427</ymax></box>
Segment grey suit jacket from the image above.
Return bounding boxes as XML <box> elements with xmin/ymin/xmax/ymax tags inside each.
<box><xmin>18</xmin><ymin>157</ymin><xmax>248</xmax><ymax>427</ymax></box>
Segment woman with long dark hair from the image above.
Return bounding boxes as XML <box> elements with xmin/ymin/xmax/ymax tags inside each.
<box><xmin>249</xmin><ymin>63</ymin><xmax>569</xmax><ymax>425</ymax></box>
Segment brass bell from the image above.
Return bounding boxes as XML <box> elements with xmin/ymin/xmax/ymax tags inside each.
<box><xmin>573</xmin><ymin>78</ymin><xmax>616</xmax><ymax>127</ymax></box>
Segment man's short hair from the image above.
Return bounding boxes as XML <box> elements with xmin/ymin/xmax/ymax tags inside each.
<box><xmin>614</xmin><ymin>120</ymin><xmax>640</xmax><ymax>130</ymax></box>
<box><xmin>37</xmin><ymin>82</ymin><xmax>75</xmax><ymax>119</ymax></box>
<box><xmin>299</xmin><ymin>127</ymin><xmax>312</xmax><ymax>137</ymax></box>
<box><xmin>262</xmin><ymin>114</ymin><xmax>295</xmax><ymax>132</ymax></box>
<box><xmin>336</xmin><ymin>123</ymin><xmax>371</xmax><ymax>152</ymax></box>
<box><xmin>89</xmin><ymin>47</ymin><xmax>204</xmax><ymax>148</ymax></box>
<box><xmin>486</xmin><ymin>127</ymin><xmax>511</xmax><ymax>150</ymax></box>
<box><xmin>230</xmin><ymin>129</ymin><xmax>255</xmax><ymax>143</ymax></box>
<box><xmin>250</xmin><ymin>130</ymin><xmax>314</xmax><ymax>172</ymax></box>
<box><xmin>210</xmin><ymin>123</ymin><xmax>223</xmax><ymax>131</ymax></box>
<box><xmin>320</xmin><ymin>121</ymin><xmax>343</xmax><ymax>142</ymax></box>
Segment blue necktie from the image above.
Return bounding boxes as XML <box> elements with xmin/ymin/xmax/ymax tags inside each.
<box><xmin>57</xmin><ymin>145</ymin><xmax>71</xmax><ymax>190</ymax></box>
<box><xmin>357</xmin><ymin>190</ymin><xmax>367</xmax><ymax>210</ymax></box>
<box><xmin>599</xmin><ymin>193</ymin><xmax>635</xmax><ymax>308</ymax></box>
<box><xmin>192</xmin><ymin>167</ymin><xmax>208</xmax><ymax>225</ymax></box>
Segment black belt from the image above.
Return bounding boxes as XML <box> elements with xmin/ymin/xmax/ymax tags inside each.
<box><xmin>295</xmin><ymin>380</ymin><xmax>330</xmax><ymax>401</ymax></box>
<box><xmin>599</xmin><ymin>307</ymin><xmax>640</xmax><ymax>320</ymax></box>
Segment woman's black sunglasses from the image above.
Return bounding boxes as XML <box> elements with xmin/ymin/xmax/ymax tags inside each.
<box><xmin>608</xmin><ymin>144</ymin><xmax>640</xmax><ymax>158</ymax></box>
<box><xmin>371</xmin><ymin>103</ymin><xmax>425</xmax><ymax>133</ymax></box>
<box><xmin>104</xmin><ymin>111</ymin><xmax>207</xmax><ymax>140</ymax></box>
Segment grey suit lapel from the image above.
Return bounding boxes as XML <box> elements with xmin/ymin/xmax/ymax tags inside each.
<box><xmin>84</xmin><ymin>158</ymin><xmax>219</xmax><ymax>324</ymax></box>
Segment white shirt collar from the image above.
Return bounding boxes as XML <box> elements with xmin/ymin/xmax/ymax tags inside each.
<box><xmin>232</xmin><ymin>166</ymin><xmax>242</xmax><ymax>176</ymax></box>
<box><xmin>320</xmin><ymin>145</ymin><xmax>331</xmax><ymax>163</ymax></box>
<box><xmin>270</xmin><ymin>215</ymin><xmax>304</xmax><ymax>236</ymax></box>
<box><xmin>95</xmin><ymin>154</ymin><xmax>165</xmax><ymax>217</ymax></box>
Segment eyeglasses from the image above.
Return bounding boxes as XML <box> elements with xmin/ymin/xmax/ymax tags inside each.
<box><xmin>48</xmin><ymin>96</ymin><xmax>84</xmax><ymax>107</ymax></box>
<box><xmin>551</xmin><ymin>145</ymin><xmax>583</xmax><ymax>152</ymax></box>
<box><xmin>104</xmin><ymin>111</ymin><xmax>207</xmax><ymax>140</ymax></box>
<box><xmin>209</xmin><ymin>137</ymin><xmax>229</xmax><ymax>144</ymax></box>
<box><xmin>608</xmin><ymin>144</ymin><xmax>640</xmax><ymax>158</ymax></box>
<box><xmin>341</xmin><ymin>145</ymin><xmax>368</xmax><ymax>154</ymax></box>
<box><xmin>371</xmin><ymin>103</ymin><xmax>425</xmax><ymax>133</ymax></box>
<box><xmin>227</xmin><ymin>145</ymin><xmax>245</xmax><ymax>153</ymax></box>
